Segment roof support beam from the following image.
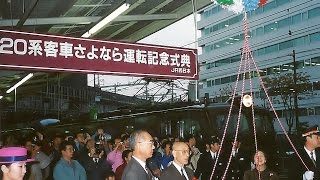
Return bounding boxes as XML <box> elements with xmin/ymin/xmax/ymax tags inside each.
<box><xmin>108</xmin><ymin>0</ymin><xmax>174</xmax><ymax>38</ymax></box>
<box><xmin>0</xmin><ymin>14</ymin><xmax>178</xmax><ymax>27</ymax></box>
<box><xmin>16</xmin><ymin>0</ymin><xmax>40</xmax><ymax>29</ymax></box>
<box><xmin>126</xmin><ymin>0</ymin><xmax>211</xmax><ymax>42</ymax></box>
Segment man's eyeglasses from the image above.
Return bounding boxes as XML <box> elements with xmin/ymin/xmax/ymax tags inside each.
<box><xmin>173</xmin><ymin>149</ymin><xmax>191</xmax><ymax>155</ymax></box>
<box><xmin>138</xmin><ymin>140</ymin><xmax>154</xmax><ymax>145</ymax></box>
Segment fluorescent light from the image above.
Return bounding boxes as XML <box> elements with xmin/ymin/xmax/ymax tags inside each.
<box><xmin>0</xmin><ymin>96</ymin><xmax>3</xmax><ymax>100</ymax></box>
<box><xmin>6</xmin><ymin>73</ymin><xmax>34</xmax><ymax>93</ymax></box>
<box><xmin>81</xmin><ymin>3</ymin><xmax>130</xmax><ymax>38</ymax></box>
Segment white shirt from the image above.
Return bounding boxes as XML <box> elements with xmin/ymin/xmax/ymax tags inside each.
<box><xmin>132</xmin><ymin>156</ymin><xmax>148</xmax><ymax>173</ymax></box>
<box><xmin>172</xmin><ymin>161</ymin><xmax>189</xmax><ymax>180</ymax></box>
<box><xmin>304</xmin><ymin>146</ymin><xmax>316</xmax><ymax>161</ymax></box>
<box><xmin>210</xmin><ymin>150</ymin><xmax>217</xmax><ymax>159</ymax></box>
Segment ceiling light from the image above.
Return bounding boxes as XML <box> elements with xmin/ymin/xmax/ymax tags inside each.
<box><xmin>6</xmin><ymin>73</ymin><xmax>34</xmax><ymax>94</ymax></box>
<box><xmin>0</xmin><ymin>96</ymin><xmax>3</xmax><ymax>100</ymax></box>
<box><xmin>81</xmin><ymin>3</ymin><xmax>130</xmax><ymax>38</ymax></box>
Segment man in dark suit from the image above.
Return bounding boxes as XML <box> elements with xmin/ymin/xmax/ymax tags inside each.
<box><xmin>122</xmin><ymin>130</ymin><xmax>155</xmax><ymax>180</ymax></box>
<box><xmin>160</xmin><ymin>142</ymin><xmax>194</xmax><ymax>180</ymax></box>
<box><xmin>227</xmin><ymin>138</ymin><xmax>251</xmax><ymax>180</ymax></box>
<box><xmin>289</xmin><ymin>125</ymin><xmax>320</xmax><ymax>180</ymax></box>
<box><xmin>194</xmin><ymin>136</ymin><xmax>226</xmax><ymax>180</ymax></box>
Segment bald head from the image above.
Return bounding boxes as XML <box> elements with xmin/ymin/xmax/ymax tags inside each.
<box><xmin>172</xmin><ymin>142</ymin><xmax>190</xmax><ymax>167</ymax></box>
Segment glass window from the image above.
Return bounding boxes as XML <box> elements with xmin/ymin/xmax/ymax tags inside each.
<box><xmin>257</xmin><ymin>48</ymin><xmax>265</xmax><ymax>56</ymax></box>
<box><xmin>276</xmin><ymin>0</ymin><xmax>289</xmax><ymax>6</ymax></box>
<box><xmin>302</xmin><ymin>12</ymin><xmax>308</xmax><ymax>20</ymax></box>
<box><xmin>310</xmin><ymin>32</ymin><xmax>320</xmax><ymax>43</ymax></box>
<box><xmin>307</xmin><ymin>108</ymin><xmax>315</xmax><ymax>116</ymax></box>
<box><xmin>256</xmin><ymin>27</ymin><xmax>264</xmax><ymax>36</ymax></box>
<box><xmin>311</xmin><ymin>57</ymin><xmax>320</xmax><ymax>66</ymax></box>
<box><xmin>296</xmin><ymin>61</ymin><xmax>304</xmax><ymax>69</ymax></box>
<box><xmin>221</xmin><ymin>77</ymin><xmax>230</xmax><ymax>84</ymax></box>
<box><xmin>279</xmin><ymin>40</ymin><xmax>293</xmax><ymax>50</ymax></box>
<box><xmin>293</xmin><ymin>37</ymin><xmax>305</xmax><ymax>47</ymax></box>
<box><xmin>230</xmin><ymin>75</ymin><xmax>237</xmax><ymax>82</ymax></box>
<box><xmin>315</xmin><ymin>107</ymin><xmax>320</xmax><ymax>115</ymax></box>
<box><xmin>265</xmin><ymin>44</ymin><xmax>278</xmax><ymax>54</ymax></box>
<box><xmin>292</xmin><ymin>14</ymin><xmax>301</xmax><ymax>24</ymax></box>
<box><xmin>264</xmin><ymin>22</ymin><xmax>277</xmax><ymax>33</ymax></box>
<box><xmin>212</xmin><ymin>80</ymin><xmax>215</xmax><ymax>86</ymax></box>
<box><xmin>263</xmin><ymin>1</ymin><xmax>275</xmax><ymax>12</ymax></box>
<box><xmin>207</xmin><ymin>80</ymin><xmax>212</xmax><ymax>87</ymax></box>
<box><xmin>299</xmin><ymin>108</ymin><xmax>308</xmax><ymax>116</ymax></box>
<box><xmin>230</xmin><ymin>56</ymin><xmax>240</xmax><ymax>63</ymax></box>
<box><xmin>255</xmin><ymin>7</ymin><xmax>263</xmax><ymax>15</ymax></box>
<box><xmin>215</xmin><ymin>79</ymin><xmax>221</xmax><ymax>85</ymax></box>
<box><xmin>277</xmin><ymin>17</ymin><xmax>290</xmax><ymax>29</ymax></box>
<box><xmin>308</xmin><ymin>7</ymin><xmax>320</xmax><ymax>19</ymax></box>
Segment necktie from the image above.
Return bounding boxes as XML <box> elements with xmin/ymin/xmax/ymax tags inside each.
<box><xmin>145</xmin><ymin>165</ymin><xmax>153</xmax><ymax>180</ymax></box>
<box><xmin>181</xmin><ymin>168</ymin><xmax>188</xmax><ymax>180</ymax></box>
<box><xmin>310</xmin><ymin>152</ymin><xmax>317</xmax><ymax>167</ymax></box>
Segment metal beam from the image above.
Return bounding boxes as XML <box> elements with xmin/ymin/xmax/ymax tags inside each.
<box><xmin>108</xmin><ymin>0</ymin><xmax>174</xmax><ymax>38</ymax></box>
<box><xmin>126</xmin><ymin>0</ymin><xmax>212</xmax><ymax>42</ymax></box>
<box><xmin>16</xmin><ymin>0</ymin><xmax>40</xmax><ymax>29</ymax></box>
<box><xmin>0</xmin><ymin>14</ymin><xmax>178</xmax><ymax>27</ymax></box>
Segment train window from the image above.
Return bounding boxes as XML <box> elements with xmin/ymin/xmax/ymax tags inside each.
<box><xmin>213</xmin><ymin>113</ymin><xmax>249</xmax><ymax>135</ymax></box>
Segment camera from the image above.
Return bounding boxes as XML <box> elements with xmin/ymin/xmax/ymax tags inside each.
<box><xmin>95</xmin><ymin>141</ymin><xmax>104</xmax><ymax>154</ymax></box>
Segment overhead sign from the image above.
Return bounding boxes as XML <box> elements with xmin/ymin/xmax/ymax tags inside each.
<box><xmin>0</xmin><ymin>30</ymin><xmax>198</xmax><ymax>80</ymax></box>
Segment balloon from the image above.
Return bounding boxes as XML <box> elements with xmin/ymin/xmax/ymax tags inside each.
<box><xmin>216</xmin><ymin>0</ymin><xmax>234</xmax><ymax>5</ymax></box>
<box><xmin>243</xmin><ymin>0</ymin><xmax>259</xmax><ymax>11</ymax></box>
<box><xmin>258</xmin><ymin>0</ymin><xmax>267</xmax><ymax>7</ymax></box>
<box><xmin>223</xmin><ymin>0</ymin><xmax>244</xmax><ymax>14</ymax></box>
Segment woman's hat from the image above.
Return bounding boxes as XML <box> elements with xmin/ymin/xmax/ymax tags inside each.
<box><xmin>0</xmin><ymin>147</ymin><xmax>35</xmax><ymax>164</ymax></box>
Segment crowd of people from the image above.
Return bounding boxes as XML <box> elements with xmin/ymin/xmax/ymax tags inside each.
<box><xmin>1</xmin><ymin>125</ymin><xmax>320</xmax><ymax>180</ymax></box>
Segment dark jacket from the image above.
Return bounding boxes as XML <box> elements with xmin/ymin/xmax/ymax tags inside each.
<box><xmin>227</xmin><ymin>148</ymin><xmax>251</xmax><ymax>180</ymax></box>
<box><xmin>289</xmin><ymin>148</ymin><xmax>320</xmax><ymax>180</ymax></box>
<box><xmin>122</xmin><ymin>157</ymin><xmax>154</xmax><ymax>180</ymax></box>
<box><xmin>82</xmin><ymin>156</ymin><xmax>111</xmax><ymax>180</ymax></box>
<box><xmin>243</xmin><ymin>168</ymin><xmax>279</xmax><ymax>180</ymax></box>
<box><xmin>194</xmin><ymin>151</ymin><xmax>226</xmax><ymax>180</ymax></box>
<box><xmin>160</xmin><ymin>164</ymin><xmax>194</xmax><ymax>180</ymax></box>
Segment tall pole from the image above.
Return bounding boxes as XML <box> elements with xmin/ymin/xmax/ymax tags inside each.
<box><xmin>292</xmin><ymin>50</ymin><xmax>299</xmax><ymax>134</ymax></box>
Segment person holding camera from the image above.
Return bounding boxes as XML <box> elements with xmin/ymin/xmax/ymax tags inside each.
<box><xmin>82</xmin><ymin>139</ymin><xmax>112</xmax><ymax>180</ymax></box>
<box><xmin>107</xmin><ymin>138</ymin><xmax>126</xmax><ymax>172</ymax></box>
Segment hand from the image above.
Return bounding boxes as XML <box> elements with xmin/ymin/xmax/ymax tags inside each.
<box><xmin>303</xmin><ymin>171</ymin><xmax>314</xmax><ymax>180</ymax></box>
<box><xmin>88</xmin><ymin>148</ymin><xmax>95</xmax><ymax>157</ymax></box>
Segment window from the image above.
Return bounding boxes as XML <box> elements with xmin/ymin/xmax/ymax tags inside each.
<box><xmin>279</xmin><ymin>40</ymin><xmax>293</xmax><ymax>50</ymax></box>
<box><xmin>308</xmin><ymin>7</ymin><xmax>320</xmax><ymax>19</ymax></box>
<box><xmin>263</xmin><ymin>1</ymin><xmax>275</xmax><ymax>11</ymax></box>
<box><xmin>277</xmin><ymin>17</ymin><xmax>290</xmax><ymax>29</ymax></box>
<box><xmin>316</xmin><ymin>107</ymin><xmax>320</xmax><ymax>115</ymax></box>
<box><xmin>292</xmin><ymin>14</ymin><xmax>301</xmax><ymax>24</ymax></box>
<box><xmin>256</xmin><ymin>27</ymin><xmax>264</xmax><ymax>36</ymax></box>
<box><xmin>299</xmin><ymin>108</ymin><xmax>308</xmax><ymax>116</ymax></box>
<box><xmin>207</xmin><ymin>80</ymin><xmax>212</xmax><ymax>87</ymax></box>
<box><xmin>221</xmin><ymin>77</ymin><xmax>230</xmax><ymax>84</ymax></box>
<box><xmin>215</xmin><ymin>79</ymin><xmax>221</xmax><ymax>85</ymax></box>
<box><xmin>310</xmin><ymin>32</ymin><xmax>320</xmax><ymax>43</ymax></box>
<box><xmin>264</xmin><ymin>23</ymin><xmax>277</xmax><ymax>33</ymax></box>
<box><xmin>265</xmin><ymin>44</ymin><xmax>278</xmax><ymax>54</ymax></box>
<box><xmin>276</xmin><ymin>0</ymin><xmax>289</xmax><ymax>6</ymax></box>
<box><xmin>293</xmin><ymin>37</ymin><xmax>305</xmax><ymax>47</ymax></box>
<box><xmin>311</xmin><ymin>57</ymin><xmax>320</xmax><ymax>66</ymax></box>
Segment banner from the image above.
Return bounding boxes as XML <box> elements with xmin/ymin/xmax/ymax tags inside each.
<box><xmin>0</xmin><ymin>30</ymin><xmax>198</xmax><ymax>80</ymax></box>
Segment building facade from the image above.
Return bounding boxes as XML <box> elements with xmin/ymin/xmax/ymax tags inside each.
<box><xmin>197</xmin><ymin>0</ymin><xmax>320</xmax><ymax>132</ymax></box>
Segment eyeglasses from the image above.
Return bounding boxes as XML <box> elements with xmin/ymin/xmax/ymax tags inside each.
<box><xmin>173</xmin><ymin>149</ymin><xmax>191</xmax><ymax>155</ymax></box>
<box><xmin>138</xmin><ymin>140</ymin><xmax>154</xmax><ymax>145</ymax></box>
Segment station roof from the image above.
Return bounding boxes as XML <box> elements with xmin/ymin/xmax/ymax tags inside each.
<box><xmin>0</xmin><ymin>0</ymin><xmax>211</xmax><ymax>96</ymax></box>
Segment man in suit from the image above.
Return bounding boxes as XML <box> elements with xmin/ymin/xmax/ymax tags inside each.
<box><xmin>194</xmin><ymin>136</ymin><xmax>226</xmax><ymax>180</ymax></box>
<box><xmin>289</xmin><ymin>125</ymin><xmax>320</xmax><ymax>180</ymax></box>
<box><xmin>122</xmin><ymin>130</ymin><xmax>155</xmax><ymax>180</ymax></box>
<box><xmin>160</xmin><ymin>142</ymin><xmax>194</xmax><ymax>180</ymax></box>
<box><xmin>227</xmin><ymin>137</ymin><xmax>251</xmax><ymax>180</ymax></box>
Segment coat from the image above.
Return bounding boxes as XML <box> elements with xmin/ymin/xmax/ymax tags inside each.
<box><xmin>288</xmin><ymin>148</ymin><xmax>320</xmax><ymax>180</ymax></box>
<box><xmin>160</xmin><ymin>164</ymin><xmax>194</xmax><ymax>180</ymax></box>
<box><xmin>121</xmin><ymin>157</ymin><xmax>154</xmax><ymax>180</ymax></box>
<box><xmin>243</xmin><ymin>168</ymin><xmax>279</xmax><ymax>180</ymax></box>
